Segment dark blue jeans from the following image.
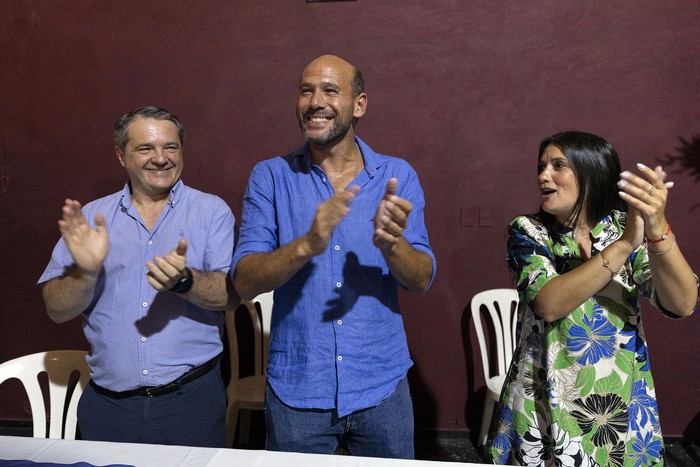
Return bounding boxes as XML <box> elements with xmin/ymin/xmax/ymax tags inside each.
<box><xmin>265</xmin><ymin>377</ymin><xmax>414</xmax><ymax>459</ymax></box>
<box><xmin>77</xmin><ymin>362</ymin><xmax>226</xmax><ymax>447</ymax></box>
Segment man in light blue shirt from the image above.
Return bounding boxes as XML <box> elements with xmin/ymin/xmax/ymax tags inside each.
<box><xmin>232</xmin><ymin>55</ymin><xmax>436</xmax><ymax>458</ymax></box>
<box><xmin>38</xmin><ymin>106</ymin><xmax>239</xmax><ymax>447</ymax></box>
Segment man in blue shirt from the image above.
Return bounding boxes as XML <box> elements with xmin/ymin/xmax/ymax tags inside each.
<box><xmin>232</xmin><ymin>55</ymin><xmax>436</xmax><ymax>458</ymax></box>
<box><xmin>39</xmin><ymin>106</ymin><xmax>239</xmax><ymax>447</ymax></box>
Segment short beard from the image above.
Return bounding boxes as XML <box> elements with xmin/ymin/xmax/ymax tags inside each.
<box><xmin>298</xmin><ymin>113</ymin><xmax>354</xmax><ymax>146</ymax></box>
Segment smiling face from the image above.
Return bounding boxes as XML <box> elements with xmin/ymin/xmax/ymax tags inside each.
<box><xmin>115</xmin><ymin>117</ymin><xmax>183</xmax><ymax>201</ymax></box>
<box><xmin>538</xmin><ymin>144</ymin><xmax>581</xmax><ymax>226</ymax></box>
<box><xmin>296</xmin><ymin>55</ymin><xmax>366</xmax><ymax>146</ymax></box>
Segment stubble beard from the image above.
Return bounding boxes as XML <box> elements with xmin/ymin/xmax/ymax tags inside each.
<box><xmin>298</xmin><ymin>112</ymin><xmax>353</xmax><ymax>146</ymax></box>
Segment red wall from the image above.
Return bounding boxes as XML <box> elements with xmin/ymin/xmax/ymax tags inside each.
<box><xmin>1</xmin><ymin>1</ymin><xmax>699</xmax><ymax>437</ymax></box>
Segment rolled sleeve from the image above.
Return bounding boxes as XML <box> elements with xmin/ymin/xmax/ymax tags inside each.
<box><xmin>231</xmin><ymin>162</ymin><xmax>279</xmax><ymax>276</ymax></box>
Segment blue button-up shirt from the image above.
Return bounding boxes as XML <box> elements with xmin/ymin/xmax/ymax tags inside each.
<box><xmin>38</xmin><ymin>180</ymin><xmax>235</xmax><ymax>391</ymax></box>
<box><xmin>232</xmin><ymin>137</ymin><xmax>435</xmax><ymax>417</ymax></box>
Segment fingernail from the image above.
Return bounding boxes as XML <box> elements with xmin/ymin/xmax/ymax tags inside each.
<box><xmin>665</xmin><ymin>182</ymin><xmax>674</xmax><ymax>188</ymax></box>
<box><xmin>636</xmin><ymin>163</ymin><xmax>647</xmax><ymax>169</ymax></box>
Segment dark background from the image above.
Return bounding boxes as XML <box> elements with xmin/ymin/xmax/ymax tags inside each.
<box><xmin>1</xmin><ymin>1</ymin><xmax>698</xmax><ymax>439</ymax></box>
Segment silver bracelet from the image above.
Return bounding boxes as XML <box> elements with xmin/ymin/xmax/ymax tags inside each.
<box><xmin>649</xmin><ymin>233</ymin><xmax>676</xmax><ymax>256</ymax></box>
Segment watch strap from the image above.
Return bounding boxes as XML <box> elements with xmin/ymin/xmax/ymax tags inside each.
<box><xmin>170</xmin><ymin>267</ymin><xmax>194</xmax><ymax>294</ymax></box>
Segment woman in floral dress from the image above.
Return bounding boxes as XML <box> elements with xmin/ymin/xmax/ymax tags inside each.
<box><xmin>490</xmin><ymin>131</ymin><xmax>698</xmax><ymax>466</ymax></box>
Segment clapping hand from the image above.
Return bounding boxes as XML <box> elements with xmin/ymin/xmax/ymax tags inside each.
<box><xmin>373</xmin><ymin>178</ymin><xmax>412</xmax><ymax>251</ymax></box>
<box><xmin>146</xmin><ymin>239</ymin><xmax>188</xmax><ymax>291</ymax></box>
<box><xmin>305</xmin><ymin>185</ymin><xmax>360</xmax><ymax>257</ymax></box>
<box><xmin>618</xmin><ymin>163</ymin><xmax>673</xmax><ymax>244</ymax></box>
<box><xmin>58</xmin><ymin>199</ymin><xmax>109</xmax><ymax>275</ymax></box>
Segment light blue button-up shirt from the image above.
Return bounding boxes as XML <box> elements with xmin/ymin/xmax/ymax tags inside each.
<box><xmin>232</xmin><ymin>137</ymin><xmax>435</xmax><ymax>417</ymax></box>
<box><xmin>38</xmin><ymin>180</ymin><xmax>235</xmax><ymax>391</ymax></box>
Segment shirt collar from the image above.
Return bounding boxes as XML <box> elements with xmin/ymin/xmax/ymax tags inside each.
<box><xmin>552</xmin><ymin>211</ymin><xmax>621</xmax><ymax>240</ymax></box>
<box><xmin>119</xmin><ymin>179</ymin><xmax>184</xmax><ymax>208</ymax></box>
<box><xmin>294</xmin><ymin>136</ymin><xmax>381</xmax><ymax>177</ymax></box>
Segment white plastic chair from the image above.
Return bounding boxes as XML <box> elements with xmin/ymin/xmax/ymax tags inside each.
<box><xmin>225</xmin><ymin>291</ymin><xmax>273</xmax><ymax>447</ymax></box>
<box><xmin>0</xmin><ymin>350</ymin><xmax>90</xmax><ymax>439</ymax></box>
<box><xmin>471</xmin><ymin>288</ymin><xmax>519</xmax><ymax>446</ymax></box>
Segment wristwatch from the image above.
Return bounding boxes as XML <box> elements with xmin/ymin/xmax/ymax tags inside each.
<box><xmin>170</xmin><ymin>267</ymin><xmax>193</xmax><ymax>294</ymax></box>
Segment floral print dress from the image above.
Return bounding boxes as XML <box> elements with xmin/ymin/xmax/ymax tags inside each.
<box><xmin>490</xmin><ymin>211</ymin><xmax>696</xmax><ymax>467</ymax></box>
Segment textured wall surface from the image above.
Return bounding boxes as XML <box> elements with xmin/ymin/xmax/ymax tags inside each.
<box><xmin>1</xmin><ymin>1</ymin><xmax>699</xmax><ymax>437</ymax></box>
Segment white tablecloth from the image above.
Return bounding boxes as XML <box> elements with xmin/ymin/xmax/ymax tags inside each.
<box><xmin>0</xmin><ymin>436</ymin><xmax>486</xmax><ymax>466</ymax></box>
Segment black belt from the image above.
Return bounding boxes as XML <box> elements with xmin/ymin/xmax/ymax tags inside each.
<box><xmin>91</xmin><ymin>353</ymin><xmax>221</xmax><ymax>399</ymax></box>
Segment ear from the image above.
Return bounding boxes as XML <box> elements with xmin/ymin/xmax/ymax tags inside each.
<box><xmin>353</xmin><ymin>92</ymin><xmax>367</xmax><ymax>119</ymax></box>
<box><xmin>115</xmin><ymin>146</ymin><xmax>126</xmax><ymax>167</ymax></box>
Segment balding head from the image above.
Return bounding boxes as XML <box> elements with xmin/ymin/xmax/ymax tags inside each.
<box><xmin>302</xmin><ymin>55</ymin><xmax>364</xmax><ymax>98</ymax></box>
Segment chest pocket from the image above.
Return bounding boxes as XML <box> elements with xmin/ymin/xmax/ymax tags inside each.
<box><xmin>155</xmin><ymin>228</ymin><xmax>209</xmax><ymax>269</ymax></box>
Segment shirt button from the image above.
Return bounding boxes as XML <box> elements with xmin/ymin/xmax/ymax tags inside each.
<box><xmin>142</xmin><ymin>302</ymin><xmax>148</xmax><ymax>307</ymax></box>
<box><xmin>147</xmin><ymin>240</ymin><xmax>153</xmax><ymax>245</ymax></box>
<box><xmin>337</xmin><ymin>319</ymin><xmax>342</xmax><ymax>325</ymax></box>
<box><xmin>337</xmin><ymin>356</ymin><xmax>343</xmax><ymax>361</ymax></box>
<box><xmin>334</xmin><ymin>245</ymin><xmax>340</xmax><ymax>251</ymax></box>
<box><xmin>142</xmin><ymin>370</ymin><xmax>148</xmax><ymax>375</ymax></box>
<box><xmin>322</xmin><ymin>177</ymin><xmax>326</xmax><ymax>183</ymax></box>
<box><xmin>141</xmin><ymin>337</ymin><xmax>147</xmax><ymax>342</ymax></box>
<box><xmin>336</xmin><ymin>282</ymin><xmax>341</xmax><ymax>288</ymax></box>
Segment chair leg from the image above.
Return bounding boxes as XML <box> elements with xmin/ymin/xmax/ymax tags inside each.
<box><xmin>225</xmin><ymin>403</ymin><xmax>239</xmax><ymax>448</ymax></box>
<box><xmin>478</xmin><ymin>396</ymin><xmax>496</xmax><ymax>446</ymax></box>
<box><xmin>238</xmin><ymin>409</ymin><xmax>252</xmax><ymax>445</ymax></box>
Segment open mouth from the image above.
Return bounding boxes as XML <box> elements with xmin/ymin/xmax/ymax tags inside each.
<box><xmin>541</xmin><ymin>188</ymin><xmax>556</xmax><ymax>196</ymax></box>
<box><xmin>305</xmin><ymin>115</ymin><xmax>333</xmax><ymax>126</ymax></box>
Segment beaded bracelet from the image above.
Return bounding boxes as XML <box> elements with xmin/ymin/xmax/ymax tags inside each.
<box><xmin>646</xmin><ymin>224</ymin><xmax>671</xmax><ymax>244</ymax></box>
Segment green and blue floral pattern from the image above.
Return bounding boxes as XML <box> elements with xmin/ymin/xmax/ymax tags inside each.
<box><xmin>490</xmin><ymin>211</ymin><xmax>695</xmax><ymax>467</ymax></box>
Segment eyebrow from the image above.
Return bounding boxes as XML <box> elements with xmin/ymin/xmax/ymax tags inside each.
<box><xmin>540</xmin><ymin>156</ymin><xmax>568</xmax><ymax>163</ymax></box>
<box><xmin>299</xmin><ymin>80</ymin><xmax>340</xmax><ymax>90</ymax></box>
<box><xmin>133</xmin><ymin>141</ymin><xmax>180</xmax><ymax>149</ymax></box>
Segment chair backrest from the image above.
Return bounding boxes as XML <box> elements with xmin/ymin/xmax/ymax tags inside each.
<box><xmin>471</xmin><ymin>288</ymin><xmax>519</xmax><ymax>380</ymax></box>
<box><xmin>0</xmin><ymin>350</ymin><xmax>90</xmax><ymax>439</ymax></box>
<box><xmin>226</xmin><ymin>291</ymin><xmax>274</xmax><ymax>380</ymax></box>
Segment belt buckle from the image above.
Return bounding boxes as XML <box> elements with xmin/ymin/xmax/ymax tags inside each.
<box><xmin>145</xmin><ymin>380</ymin><xmax>180</xmax><ymax>397</ymax></box>
<box><xmin>145</xmin><ymin>384</ymin><xmax>168</xmax><ymax>398</ymax></box>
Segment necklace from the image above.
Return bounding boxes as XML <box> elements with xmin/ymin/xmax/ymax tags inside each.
<box><xmin>353</xmin><ymin>143</ymin><xmax>362</xmax><ymax>178</ymax></box>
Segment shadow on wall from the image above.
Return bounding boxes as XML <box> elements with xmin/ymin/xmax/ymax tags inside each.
<box><xmin>460</xmin><ymin>302</ymin><xmax>483</xmax><ymax>447</ymax></box>
<box><xmin>408</xmin><ymin>360</ymin><xmax>437</xmax><ymax>423</ymax></box>
<box><xmin>680</xmin><ymin>412</ymin><xmax>700</xmax><ymax>466</ymax></box>
<box><xmin>658</xmin><ymin>134</ymin><xmax>700</xmax><ymax>212</ymax></box>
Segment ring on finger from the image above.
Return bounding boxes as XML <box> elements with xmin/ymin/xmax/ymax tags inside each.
<box><xmin>648</xmin><ymin>186</ymin><xmax>655</xmax><ymax>196</ymax></box>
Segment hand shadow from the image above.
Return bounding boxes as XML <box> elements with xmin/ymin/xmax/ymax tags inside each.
<box><xmin>322</xmin><ymin>252</ymin><xmax>399</xmax><ymax>322</ymax></box>
<box><xmin>135</xmin><ymin>291</ymin><xmax>221</xmax><ymax>337</ymax></box>
<box><xmin>657</xmin><ymin>134</ymin><xmax>700</xmax><ymax>212</ymax></box>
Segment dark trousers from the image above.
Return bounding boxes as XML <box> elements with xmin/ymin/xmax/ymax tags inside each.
<box><xmin>77</xmin><ymin>362</ymin><xmax>226</xmax><ymax>447</ymax></box>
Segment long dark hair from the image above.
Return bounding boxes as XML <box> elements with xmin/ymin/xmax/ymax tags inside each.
<box><xmin>531</xmin><ymin>131</ymin><xmax>627</xmax><ymax>232</ymax></box>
